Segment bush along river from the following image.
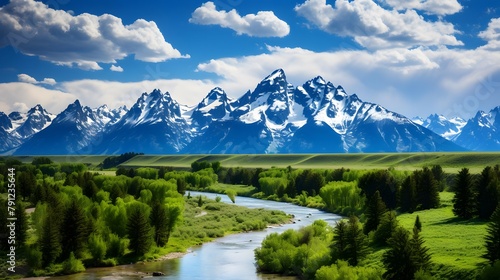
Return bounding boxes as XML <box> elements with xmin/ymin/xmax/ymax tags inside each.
<box><xmin>48</xmin><ymin>191</ymin><xmax>342</xmax><ymax>280</ymax></box>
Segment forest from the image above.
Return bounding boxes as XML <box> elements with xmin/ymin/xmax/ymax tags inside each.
<box><xmin>0</xmin><ymin>154</ymin><xmax>499</xmax><ymax>279</ymax></box>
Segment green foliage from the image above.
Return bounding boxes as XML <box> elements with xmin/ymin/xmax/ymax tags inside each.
<box><xmin>452</xmin><ymin>168</ymin><xmax>476</xmax><ymax>219</ymax></box>
<box><xmin>101</xmin><ymin>152</ymin><xmax>143</xmax><ymax>169</ymax></box>
<box><xmin>476</xmin><ymin>166</ymin><xmax>500</xmax><ymax>219</ymax></box>
<box><xmin>483</xmin><ymin>205</ymin><xmax>500</xmax><ymax>264</ymax></box>
<box><xmin>415</xmin><ymin>167</ymin><xmax>440</xmax><ymax>210</ymax></box>
<box><xmin>383</xmin><ymin>227</ymin><xmax>417</xmax><ymax>280</ymax></box>
<box><xmin>61</xmin><ymin>252</ymin><xmax>85</xmax><ymax>274</ymax></box>
<box><xmin>478</xmin><ymin>261</ymin><xmax>500</xmax><ymax>280</ymax></box>
<box><xmin>319</xmin><ymin>181</ymin><xmax>363</xmax><ymax>213</ymax></box>
<box><xmin>61</xmin><ymin>199</ymin><xmax>90</xmax><ymax>259</ymax></box>
<box><xmin>255</xmin><ymin>220</ymin><xmax>332</xmax><ymax>278</ymax></box>
<box><xmin>136</xmin><ymin>167</ymin><xmax>158</xmax><ymax>180</ymax></box>
<box><xmin>26</xmin><ymin>245</ymin><xmax>43</xmax><ymax>270</ymax></box>
<box><xmin>32</xmin><ymin>156</ymin><xmax>53</xmax><ymax>165</ymax></box>
<box><xmin>399</xmin><ymin>175</ymin><xmax>417</xmax><ymax>213</ymax></box>
<box><xmin>106</xmin><ymin>233</ymin><xmax>129</xmax><ymax>258</ymax></box>
<box><xmin>127</xmin><ymin>202</ymin><xmax>153</xmax><ymax>256</ymax></box>
<box><xmin>364</xmin><ymin>190</ymin><xmax>387</xmax><ymax>234</ymax></box>
<box><xmin>358</xmin><ymin>170</ymin><xmax>398</xmax><ymax>209</ymax></box>
<box><xmin>88</xmin><ymin>234</ymin><xmax>107</xmax><ymax>263</ymax></box>
<box><xmin>226</xmin><ymin>189</ymin><xmax>236</xmax><ymax>203</ymax></box>
<box><xmin>373</xmin><ymin>211</ymin><xmax>399</xmax><ymax>246</ymax></box>
<box><xmin>315</xmin><ymin>260</ymin><xmax>383</xmax><ymax>280</ymax></box>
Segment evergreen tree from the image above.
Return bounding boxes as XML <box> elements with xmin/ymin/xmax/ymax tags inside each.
<box><xmin>164</xmin><ymin>204</ymin><xmax>182</xmax><ymax>244</ymax></box>
<box><xmin>476</xmin><ymin>166</ymin><xmax>500</xmax><ymax>219</ymax></box>
<box><xmin>431</xmin><ymin>165</ymin><xmax>446</xmax><ymax>191</ymax></box>
<box><xmin>358</xmin><ymin>170</ymin><xmax>398</xmax><ymax>209</ymax></box>
<box><xmin>15</xmin><ymin>199</ymin><xmax>28</xmax><ymax>249</ymax></box>
<box><xmin>373</xmin><ymin>211</ymin><xmax>399</xmax><ymax>246</ymax></box>
<box><xmin>399</xmin><ymin>175</ymin><xmax>417</xmax><ymax>213</ymax></box>
<box><xmin>61</xmin><ymin>199</ymin><xmax>90</xmax><ymax>258</ymax></box>
<box><xmin>363</xmin><ymin>190</ymin><xmax>387</xmax><ymax>234</ymax></box>
<box><xmin>411</xmin><ymin>225</ymin><xmax>432</xmax><ymax>271</ymax></box>
<box><xmin>414</xmin><ymin>215</ymin><xmax>422</xmax><ymax>232</ymax></box>
<box><xmin>483</xmin><ymin>205</ymin><xmax>500</xmax><ymax>264</ymax></box>
<box><xmin>150</xmin><ymin>201</ymin><xmax>169</xmax><ymax>247</ymax></box>
<box><xmin>127</xmin><ymin>204</ymin><xmax>153</xmax><ymax>256</ymax></box>
<box><xmin>345</xmin><ymin>215</ymin><xmax>370</xmax><ymax>266</ymax></box>
<box><xmin>176</xmin><ymin>177</ymin><xmax>187</xmax><ymax>195</ymax></box>
<box><xmin>40</xmin><ymin>213</ymin><xmax>62</xmax><ymax>266</ymax></box>
<box><xmin>331</xmin><ymin>220</ymin><xmax>348</xmax><ymax>260</ymax></box>
<box><xmin>383</xmin><ymin>227</ymin><xmax>416</xmax><ymax>280</ymax></box>
<box><xmin>416</xmin><ymin>167</ymin><xmax>440</xmax><ymax>210</ymax></box>
<box><xmin>453</xmin><ymin>168</ymin><xmax>476</xmax><ymax>219</ymax></box>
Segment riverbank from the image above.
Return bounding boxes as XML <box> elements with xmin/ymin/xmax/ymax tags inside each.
<box><xmin>13</xmin><ymin>195</ymin><xmax>291</xmax><ymax>280</ymax></box>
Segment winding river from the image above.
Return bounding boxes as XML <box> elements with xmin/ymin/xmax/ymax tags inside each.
<box><xmin>49</xmin><ymin>192</ymin><xmax>342</xmax><ymax>280</ymax></box>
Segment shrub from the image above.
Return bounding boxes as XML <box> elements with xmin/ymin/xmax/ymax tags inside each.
<box><xmin>62</xmin><ymin>252</ymin><xmax>85</xmax><ymax>274</ymax></box>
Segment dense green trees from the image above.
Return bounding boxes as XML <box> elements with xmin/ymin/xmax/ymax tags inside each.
<box><xmin>453</xmin><ymin>168</ymin><xmax>476</xmax><ymax>219</ymax></box>
<box><xmin>61</xmin><ymin>199</ymin><xmax>90</xmax><ymax>258</ymax></box>
<box><xmin>332</xmin><ymin>216</ymin><xmax>369</xmax><ymax>266</ymax></box>
<box><xmin>476</xmin><ymin>166</ymin><xmax>500</xmax><ymax>219</ymax></box>
<box><xmin>358</xmin><ymin>170</ymin><xmax>398</xmax><ymax>209</ymax></box>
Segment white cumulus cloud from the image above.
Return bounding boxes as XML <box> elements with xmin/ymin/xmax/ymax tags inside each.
<box><xmin>383</xmin><ymin>0</ymin><xmax>462</xmax><ymax>15</ymax></box>
<box><xmin>294</xmin><ymin>0</ymin><xmax>462</xmax><ymax>49</ymax></box>
<box><xmin>110</xmin><ymin>65</ymin><xmax>124</xmax><ymax>72</ymax></box>
<box><xmin>189</xmin><ymin>1</ymin><xmax>290</xmax><ymax>37</ymax></box>
<box><xmin>0</xmin><ymin>0</ymin><xmax>188</xmax><ymax>70</ymax></box>
<box><xmin>479</xmin><ymin>18</ymin><xmax>500</xmax><ymax>50</ymax></box>
<box><xmin>17</xmin><ymin>74</ymin><xmax>57</xmax><ymax>85</ymax></box>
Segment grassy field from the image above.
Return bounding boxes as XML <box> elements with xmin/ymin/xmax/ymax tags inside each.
<box><xmin>397</xmin><ymin>192</ymin><xmax>488</xmax><ymax>279</ymax></box>
<box><xmin>10</xmin><ymin>152</ymin><xmax>499</xmax><ymax>173</ymax></box>
<box><xmin>360</xmin><ymin>192</ymin><xmax>489</xmax><ymax>279</ymax></box>
<box><xmin>116</xmin><ymin>152</ymin><xmax>500</xmax><ymax>173</ymax></box>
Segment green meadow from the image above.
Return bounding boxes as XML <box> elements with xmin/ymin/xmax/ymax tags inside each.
<box><xmin>11</xmin><ymin>152</ymin><xmax>499</xmax><ymax>173</ymax></box>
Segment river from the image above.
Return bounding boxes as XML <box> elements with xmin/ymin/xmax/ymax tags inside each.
<box><xmin>49</xmin><ymin>192</ymin><xmax>342</xmax><ymax>280</ymax></box>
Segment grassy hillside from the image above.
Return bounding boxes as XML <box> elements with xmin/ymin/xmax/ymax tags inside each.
<box><xmin>10</xmin><ymin>152</ymin><xmax>499</xmax><ymax>172</ymax></box>
<box><xmin>117</xmin><ymin>152</ymin><xmax>500</xmax><ymax>173</ymax></box>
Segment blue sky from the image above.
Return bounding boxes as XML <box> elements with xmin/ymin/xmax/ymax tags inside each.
<box><xmin>1</xmin><ymin>0</ymin><xmax>500</xmax><ymax>120</ymax></box>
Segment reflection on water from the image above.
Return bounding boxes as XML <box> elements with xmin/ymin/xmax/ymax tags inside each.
<box><xmin>49</xmin><ymin>192</ymin><xmax>341</xmax><ymax>280</ymax></box>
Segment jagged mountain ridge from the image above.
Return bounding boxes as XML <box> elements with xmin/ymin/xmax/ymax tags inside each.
<box><xmin>2</xmin><ymin>69</ymin><xmax>484</xmax><ymax>155</ymax></box>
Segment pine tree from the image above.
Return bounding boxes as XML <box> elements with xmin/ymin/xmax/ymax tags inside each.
<box><xmin>345</xmin><ymin>215</ymin><xmax>370</xmax><ymax>266</ymax></box>
<box><xmin>127</xmin><ymin>204</ymin><xmax>153</xmax><ymax>256</ymax></box>
<box><xmin>150</xmin><ymin>201</ymin><xmax>169</xmax><ymax>247</ymax></box>
<box><xmin>414</xmin><ymin>215</ymin><xmax>422</xmax><ymax>232</ymax></box>
<box><xmin>15</xmin><ymin>199</ymin><xmax>28</xmax><ymax>248</ymax></box>
<box><xmin>399</xmin><ymin>175</ymin><xmax>417</xmax><ymax>213</ymax></box>
<box><xmin>373</xmin><ymin>211</ymin><xmax>399</xmax><ymax>246</ymax></box>
<box><xmin>476</xmin><ymin>166</ymin><xmax>500</xmax><ymax>219</ymax></box>
<box><xmin>61</xmin><ymin>199</ymin><xmax>90</xmax><ymax>258</ymax></box>
<box><xmin>411</xmin><ymin>225</ymin><xmax>432</xmax><ymax>271</ymax></box>
<box><xmin>383</xmin><ymin>227</ymin><xmax>416</xmax><ymax>280</ymax></box>
<box><xmin>416</xmin><ymin>167</ymin><xmax>440</xmax><ymax>210</ymax></box>
<box><xmin>363</xmin><ymin>190</ymin><xmax>387</xmax><ymax>234</ymax></box>
<box><xmin>331</xmin><ymin>220</ymin><xmax>348</xmax><ymax>260</ymax></box>
<box><xmin>453</xmin><ymin>168</ymin><xmax>476</xmax><ymax>219</ymax></box>
<box><xmin>40</xmin><ymin>213</ymin><xmax>62</xmax><ymax>267</ymax></box>
<box><xmin>483</xmin><ymin>205</ymin><xmax>500</xmax><ymax>264</ymax></box>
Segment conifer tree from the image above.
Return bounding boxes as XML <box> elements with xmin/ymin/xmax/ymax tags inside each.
<box><xmin>399</xmin><ymin>175</ymin><xmax>417</xmax><ymax>213</ymax></box>
<box><xmin>416</xmin><ymin>167</ymin><xmax>440</xmax><ymax>210</ymax></box>
<box><xmin>40</xmin><ymin>213</ymin><xmax>62</xmax><ymax>266</ymax></box>
<box><xmin>150</xmin><ymin>201</ymin><xmax>169</xmax><ymax>247</ymax></box>
<box><xmin>345</xmin><ymin>215</ymin><xmax>370</xmax><ymax>266</ymax></box>
<box><xmin>61</xmin><ymin>199</ymin><xmax>89</xmax><ymax>258</ymax></box>
<box><xmin>363</xmin><ymin>190</ymin><xmax>387</xmax><ymax>234</ymax></box>
<box><xmin>383</xmin><ymin>227</ymin><xmax>416</xmax><ymax>280</ymax></box>
<box><xmin>331</xmin><ymin>220</ymin><xmax>348</xmax><ymax>260</ymax></box>
<box><xmin>453</xmin><ymin>168</ymin><xmax>476</xmax><ymax>219</ymax></box>
<box><xmin>127</xmin><ymin>204</ymin><xmax>153</xmax><ymax>256</ymax></box>
<box><xmin>483</xmin><ymin>205</ymin><xmax>500</xmax><ymax>264</ymax></box>
<box><xmin>373</xmin><ymin>211</ymin><xmax>399</xmax><ymax>246</ymax></box>
<box><xmin>15</xmin><ymin>198</ymin><xmax>28</xmax><ymax>248</ymax></box>
<box><xmin>476</xmin><ymin>166</ymin><xmax>500</xmax><ymax>219</ymax></box>
<box><xmin>411</xmin><ymin>217</ymin><xmax>431</xmax><ymax>270</ymax></box>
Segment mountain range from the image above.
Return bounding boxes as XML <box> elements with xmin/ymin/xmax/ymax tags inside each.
<box><xmin>1</xmin><ymin>69</ymin><xmax>498</xmax><ymax>155</ymax></box>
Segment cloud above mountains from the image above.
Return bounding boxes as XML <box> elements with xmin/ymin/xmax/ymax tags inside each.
<box><xmin>17</xmin><ymin>74</ymin><xmax>56</xmax><ymax>85</ymax></box>
<box><xmin>295</xmin><ymin>0</ymin><xmax>462</xmax><ymax>49</ymax></box>
<box><xmin>189</xmin><ymin>2</ymin><xmax>290</xmax><ymax>37</ymax></box>
<box><xmin>0</xmin><ymin>0</ymin><xmax>188</xmax><ymax>70</ymax></box>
